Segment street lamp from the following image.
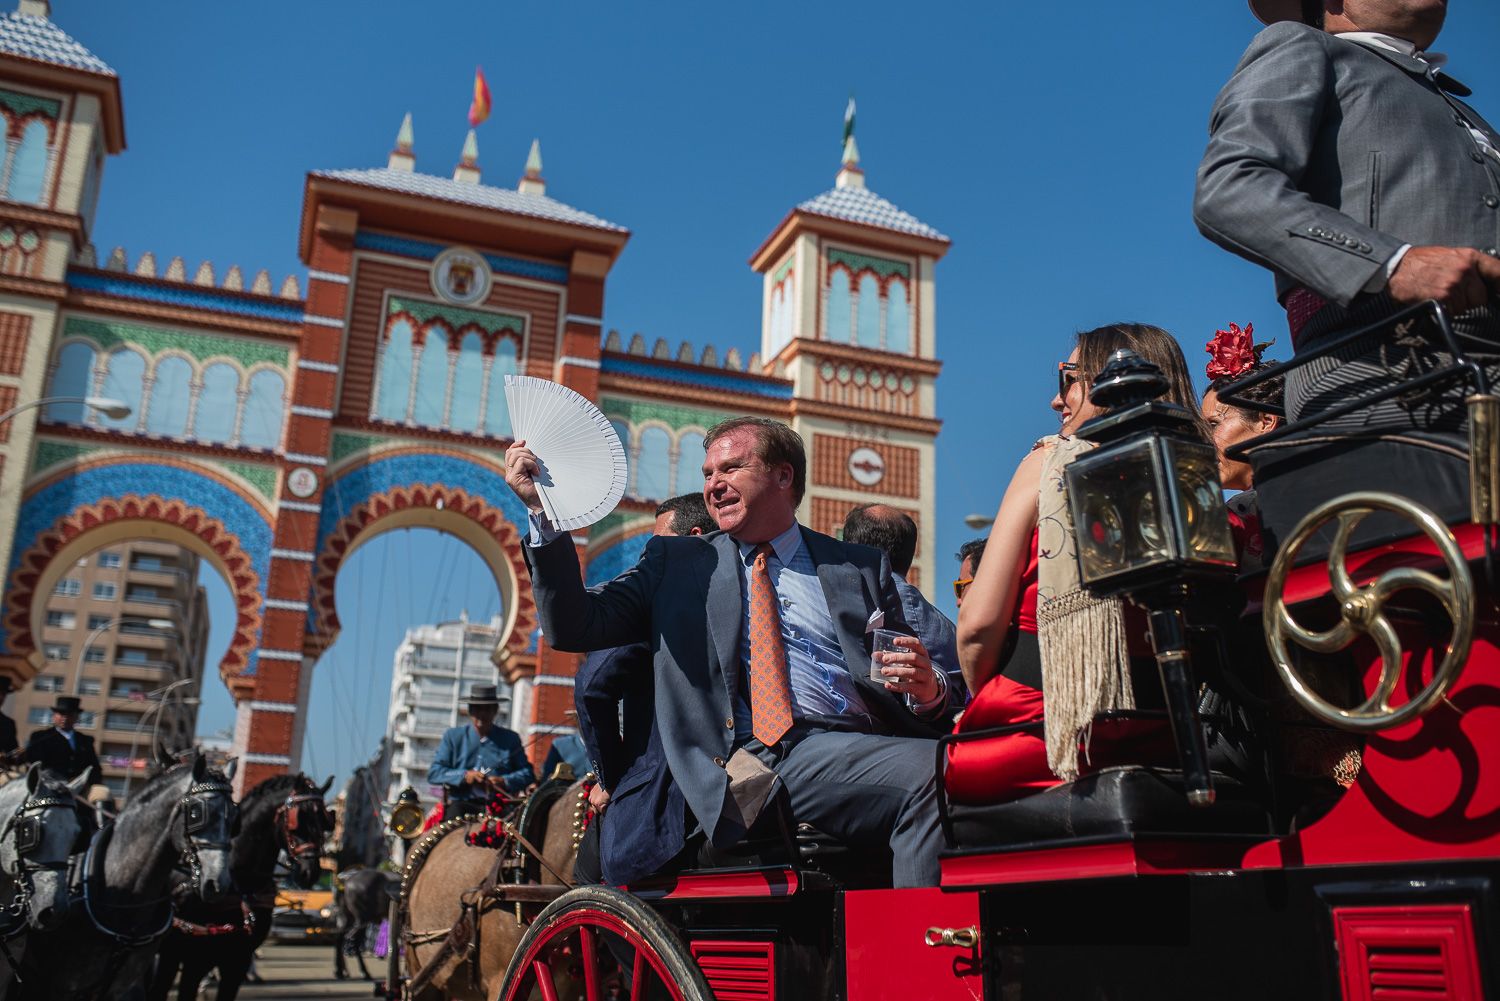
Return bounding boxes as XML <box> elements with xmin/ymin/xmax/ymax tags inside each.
<box><xmin>0</xmin><ymin>395</ymin><xmax>131</xmax><ymax>426</ymax></box>
<box><xmin>963</xmin><ymin>513</ymin><xmax>994</xmax><ymax>531</ymax></box>
<box><xmin>72</xmin><ymin>616</ymin><xmax>175</xmax><ymax>696</ymax></box>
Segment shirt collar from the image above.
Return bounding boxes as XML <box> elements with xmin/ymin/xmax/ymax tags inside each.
<box><xmin>1336</xmin><ymin>31</ymin><xmax>1448</xmax><ymax>71</ymax></box>
<box><xmin>736</xmin><ymin>521</ymin><xmax>803</xmax><ymax>567</ymax></box>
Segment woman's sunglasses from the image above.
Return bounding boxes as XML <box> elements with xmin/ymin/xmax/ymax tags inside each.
<box><xmin>1057</xmin><ymin>361</ymin><xmax>1080</xmax><ymax>398</ymax></box>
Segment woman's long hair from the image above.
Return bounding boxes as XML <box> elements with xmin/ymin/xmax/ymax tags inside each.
<box><xmin>1074</xmin><ymin>322</ymin><xmax>1212</xmax><ymax>442</ymax></box>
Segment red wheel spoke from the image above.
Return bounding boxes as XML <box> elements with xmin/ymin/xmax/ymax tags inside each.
<box><xmin>533</xmin><ymin>956</ymin><xmax>562</xmax><ymax>1001</ymax></box>
<box><xmin>631</xmin><ymin>943</ymin><xmax>648</xmax><ymax>998</ymax></box>
<box><xmin>580</xmin><ymin>925</ymin><xmax>603</xmax><ymax>1001</ymax></box>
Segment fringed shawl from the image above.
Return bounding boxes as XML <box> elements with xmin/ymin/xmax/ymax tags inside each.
<box><xmin>1035</xmin><ymin>434</ymin><xmax>1135</xmax><ymax>781</ymax></box>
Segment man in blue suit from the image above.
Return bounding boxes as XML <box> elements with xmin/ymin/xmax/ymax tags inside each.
<box><xmin>507</xmin><ymin>417</ymin><xmax>959</xmax><ymax>887</ymax></box>
<box><xmin>427</xmin><ymin>684</ymin><xmax>536</xmax><ymax>817</ymax></box>
<box><xmin>573</xmin><ymin>493</ymin><xmax>717</xmax><ymax>886</ymax></box>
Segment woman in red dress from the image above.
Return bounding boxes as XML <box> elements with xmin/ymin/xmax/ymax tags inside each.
<box><xmin>947</xmin><ymin>323</ymin><xmax>1209</xmax><ymax>805</ymax></box>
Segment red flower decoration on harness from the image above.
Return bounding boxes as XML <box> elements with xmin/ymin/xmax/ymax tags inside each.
<box><xmin>1205</xmin><ymin>322</ymin><xmax>1259</xmax><ymax>380</ymax></box>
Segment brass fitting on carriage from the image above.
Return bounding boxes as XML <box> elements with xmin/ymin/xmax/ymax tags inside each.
<box><xmin>924</xmin><ymin>925</ymin><xmax>978</xmax><ymax>948</ymax></box>
<box><xmin>1467</xmin><ymin>394</ymin><xmax>1500</xmax><ymax>524</ymax></box>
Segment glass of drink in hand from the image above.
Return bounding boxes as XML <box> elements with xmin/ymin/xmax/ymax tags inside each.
<box><xmin>870</xmin><ymin>629</ymin><xmax>906</xmax><ymax>687</ymax></box>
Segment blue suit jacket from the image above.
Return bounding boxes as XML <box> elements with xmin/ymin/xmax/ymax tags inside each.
<box><xmin>575</xmin><ymin>643</ymin><xmax>685</xmax><ymax>885</ymax></box>
<box><xmin>893</xmin><ymin>576</ymin><xmax>967</xmax><ymax>704</ymax></box>
<box><xmin>426</xmin><ymin>723</ymin><xmax>535</xmax><ymax>801</ymax></box>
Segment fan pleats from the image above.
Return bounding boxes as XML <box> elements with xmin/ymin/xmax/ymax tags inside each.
<box><xmin>505</xmin><ymin>375</ymin><xmax>628</xmax><ymax>531</ymax></box>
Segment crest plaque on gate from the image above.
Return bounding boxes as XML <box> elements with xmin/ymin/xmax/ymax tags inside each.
<box><xmin>431</xmin><ymin>247</ymin><xmax>492</xmax><ymax>306</ymax></box>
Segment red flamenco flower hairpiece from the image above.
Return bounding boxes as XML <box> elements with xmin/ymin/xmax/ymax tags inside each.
<box><xmin>1205</xmin><ymin>322</ymin><xmax>1274</xmax><ymax>380</ymax></box>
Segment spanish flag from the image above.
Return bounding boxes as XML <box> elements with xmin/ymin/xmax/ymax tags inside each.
<box><xmin>468</xmin><ymin>67</ymin><xmax>492</xmax><ymax>127</ymax></box>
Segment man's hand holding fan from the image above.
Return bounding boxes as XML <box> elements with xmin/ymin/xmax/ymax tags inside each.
<box><xmin>501</xmin><ymin>376</ymin><xmax>628</xmax><ymax>532</ymax></box>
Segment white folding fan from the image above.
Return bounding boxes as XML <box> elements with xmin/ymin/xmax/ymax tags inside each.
<box><xmin>504</xmin><ymin>374</ymin><xmax>628</xmax><ymax>531</ymax></box>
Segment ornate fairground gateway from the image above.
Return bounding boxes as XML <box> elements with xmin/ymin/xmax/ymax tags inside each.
<box><xmin>0</xmin><ymin>2</ymin><xmax>949</xmax><ymax>789</ymax></box>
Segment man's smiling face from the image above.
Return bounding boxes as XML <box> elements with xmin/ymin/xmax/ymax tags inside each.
<box><xmin>701</xmin><ymin>428</ymin><xmax>795</xmax><ymax>544</ymax></box>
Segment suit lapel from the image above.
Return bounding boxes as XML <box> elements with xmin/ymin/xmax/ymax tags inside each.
<box><xmin>1342</xmin><ymin>36</ymin><xmax>1473</xmax><ymax>97</ymax></box>
<box><xmin>703</xmin><ymin>533</ymin><xmax>743</xmax><ymax>704</ymax></box>
<box><xmin>803</xmin><ymin>527</ymin><xmax>872</xmax><ymax>681</ymax></box>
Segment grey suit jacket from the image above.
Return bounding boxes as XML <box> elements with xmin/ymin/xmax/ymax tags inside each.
<box><xmin>526</xmin><ymin>525</ymin><xmax>951</xmax><ymax>848</ymax></box>
<box><xmin>1194</xmin><ymin>23</ymin><xmax>1500</xmax><ymax>310</ymax></box>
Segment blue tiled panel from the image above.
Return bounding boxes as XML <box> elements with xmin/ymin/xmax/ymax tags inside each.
<box><xmin>352</xmin><ymin>231</ymin><xmax>569</xmax><ymax>285</ymax></box>
<box><xmin>3</xmin><ymin>462</ymin><xmax>273</xmax><ymax>674</ymax></box>
<box><xmin>65</xmin><ymin>270</ymin><xmax>305</xmax><ymax>323</ymax></box>
<box><xmin>599</xmin><ymin>357</ymin><xmax>794</xmax><ymax>399</ymax></box>
<box><xmin>585</xmin><ymin>534</ymin><xmax>649</xmax><ymax>588</ymax></box>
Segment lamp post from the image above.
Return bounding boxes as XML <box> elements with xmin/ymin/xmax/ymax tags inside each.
<box><xmin>0</xmin><ymin>395</ymin><xmax>131</xmax><ymax>427</ymax></box>
<box><xmin>963</xmin><ymin>513</ymin><xmax>994</xmax><ymax>531</ymax></box>
<box><xmin>71</xmin><ymin>616</ymin><xmax>175</xmax><ymax>696</ymax></box>
<box><xmin>1064</xmin><ymin>349</ymin><xmax>1239</xmax><ymax>807</ymax></box>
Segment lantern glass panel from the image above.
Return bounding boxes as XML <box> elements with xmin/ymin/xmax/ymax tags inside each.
<box><xmin>1165</xmin><ymin>439</ymin><xmax>1237</xmax><ymax>567</ymax></box>
<box><xmin>1068</xmin><ymin>439</ymin><xmax>1173</xmax><ymax>584</ymax></box>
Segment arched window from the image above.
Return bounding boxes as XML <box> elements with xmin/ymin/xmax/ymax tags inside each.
<box><xmin>449</xmin><ymin>332</ymin><xmax>485</xmax><ymax>434</ymax></box>
<box><xmin>856</xmin><ymin>273</ymin><xmax>882</xmax><ymax>349</ymax></box>
<box><xmin>676</xmin><ymin>431</ymin><xmax>704</xmax><ymax>496</ymax></box>
<box><xmin>886</xmin><ymin>277</ymin><xmax>911</xmax><ymax>353</ymax></box>
<box><xmin>483</xmin><ymin>338</ymin><xmax>519</xmax><ymax>437</ymax></box>
<box><xmin>97</xmin><ymin>348</ymin><xmax>145</xmax><ymax>431</ymax></box>
<box><xmin>609</xmin><ymin>419</ymin><xmax>631</xmax><ymax>453</ymax></box>
<box><xmin>7</xmin><ymin>119</ymin><xmax>50</xmax><ymax>204</ymax></box>
<box><xmin>826</xmin><ymin>269</ymin><xmax>851</xmax><ymax>342</ymax></box>
<box><xmin>145</xmin><ymin>356</ymin><xmax>192</xmax><ymax>437</ymax></box>
<box><xmin>635</xmin><ymin>427</ymin><xmax>671</xmax><ymax>500</ymax></box>
<box><xmin>195</xmin><ymin>363</ymin><xmax>240</xmax><ymax>444</ymax></box>
<box><xmin>240</xmin><ymin>369</ymin><xmax>286</xmax><ymax>449</ymax></box>
<box><xmin>46</xmin><ymin>341</ymin><xmax>96</xmax><ymax>422</ymax></box>
<box><xmin>374</xmin><ymin>318</ymin><xmax>415</xmax><ymax>422</ymax></box>
<box><xmin>412</xmin><ymin>326</ymin><xmax>451</xmax><ymax>427</ymax></box>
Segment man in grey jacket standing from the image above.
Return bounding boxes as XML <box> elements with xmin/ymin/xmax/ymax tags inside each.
<box><xmin>1194</xmin><ymin>0</ymin><xmax>1500</xmax><ymax>430</ymax></box>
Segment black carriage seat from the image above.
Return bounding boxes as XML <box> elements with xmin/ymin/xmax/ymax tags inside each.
<box><xmin>943</xmin><ymin>765</ymin><xmax>1274</xmax><ymax>852</ymax></box>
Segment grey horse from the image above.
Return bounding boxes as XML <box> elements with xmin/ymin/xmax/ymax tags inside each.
<box><xmin>19</xmin><ymin>752</ymin><xmax>236</xmax><ymax>1001</ymax></box>
<box><xmin>333</xmin><ymin>867</ymin><xmax>399</xmax><ymax>981</ymax></box>
<box><xmin>0</xmin><ymin>764</ymin><xmax>88</xmax><ymax>999</ymax></box>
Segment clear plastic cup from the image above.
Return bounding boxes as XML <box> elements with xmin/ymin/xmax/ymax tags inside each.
<box><xmin>869</xmin><ymin>629</ymin><xmax>905</xmax><ymax>685</ymax></box>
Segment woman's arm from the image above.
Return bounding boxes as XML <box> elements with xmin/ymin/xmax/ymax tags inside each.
<box><xmin>956</xmin><ymin>446</ymin><xmax>1044</xmax><ymax>694</ymax></box>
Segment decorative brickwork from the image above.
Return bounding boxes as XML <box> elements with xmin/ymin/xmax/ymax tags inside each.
<box><xmin>811</xmin><ymin>433</ymin><xmax>920</xmax><ymax>498</ymax></box>
<box><xmin>0</xmin><ymin>310</ymin><xmax>29</xmax><ymax>374</ymax></box>
<box><xmin>827</xmin><ymin>247</ymin><xmax>910</xmax><ymax>281</ymax></box>
<box><xmin>0</xmin><ymin>384</ymin><xmax>12</xmax><ymax>442</ymax></box>
<box><xmin>813</xmin><ymin>359</ymin><xmax>918</xmax><ymax>415</ymax></box>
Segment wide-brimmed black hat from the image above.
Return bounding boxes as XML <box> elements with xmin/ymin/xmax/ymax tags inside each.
<box><xmin>465</xmin><ymin>684</ymin><xmax>501</xmax><ymax>708</ymax></box>
<box><xmin>51</xmin><ymin>695</ymin><xmax>82</xmax><ymax>715</ymax></box>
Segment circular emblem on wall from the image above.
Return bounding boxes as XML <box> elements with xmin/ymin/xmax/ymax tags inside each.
<box><xmin>431</xmin><ymin>246</ymin><xmax>493</xmax><ymax>306</ymax></box>
<box><xmin>286</xmin><ymin>466</ymin><xmax>320</xmax><ymax>499</ymax></box>
<box><xmin>847</xmin><ymin>446</ymin><xmax>886</xmax><ymax>487</ymax></box>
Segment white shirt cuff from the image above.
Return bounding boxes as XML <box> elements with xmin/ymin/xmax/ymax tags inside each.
<box><xmin>1364</xmin><ymin>244</ymin><xmax>1412</xmax><ymax>293</ymax></box>
<box><xmin>905</xmin><ymin>663</ymin><xmax>949</xmax><ymax>715</ymax></box>
<box><xmin>527</xmin><ymin>511</ymin><xmax>561</xmax><ymax>547</ymax></box>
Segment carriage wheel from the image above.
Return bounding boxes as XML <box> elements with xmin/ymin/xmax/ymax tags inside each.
<box><xmin>497</xmin><ymin>886</ymin><xmax>714</xmax><ymax>1001</ymax></box>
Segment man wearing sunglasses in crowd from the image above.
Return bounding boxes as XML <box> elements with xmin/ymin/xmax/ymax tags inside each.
<box><xmin>953</xmin><ymin>538</ymin><xmax>987</xmax><ymax>610</ymax></box>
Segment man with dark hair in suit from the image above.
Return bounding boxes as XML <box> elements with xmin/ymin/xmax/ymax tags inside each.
<box><xmin>954</xmin><ymin>538</ymin><xmax>987</xmax><ymax>610</ymax></box>
<box><xmin>842</xmin><ymin>504</ymin><xmax>964</xmax><ymax>703</ymax></box>
<box><xmin>508</xmin><ymin>416</ymin><xmax>958</xmax><ymax>887</ymax></box>
<box><xmin>1195</xmin><ymin>0</ymin><xmax>1500</xmax><ymax>434</ymax></box>
<box><xmin>25</xmin><ymin>695</ymin><xmax>101</xmax><ymax>786</ymax></box>
<box><xmin>572</xmin><ymin>493</ymin><xmax>717</xmax><ymax>886</ymax></box>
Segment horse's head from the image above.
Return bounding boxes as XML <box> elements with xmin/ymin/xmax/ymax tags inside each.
<box><xmin>276</xmin><ymin>773</ymin><xmax>334</xmax><ymax>889</ymax></box>
<box><xmin>174</xmin><ymin>753</ymin><xmax>237</xmax><ymax>900</ymax></box>
<box><xmin>0</xmin><ymin>764</ymin><xmax>88</xmax><ymax>930</ymax></box>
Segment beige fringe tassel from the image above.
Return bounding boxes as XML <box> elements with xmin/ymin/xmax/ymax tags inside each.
<box><xmin>1037</xmin><ymin>590</ymin><xmax>1134</xmax><ymax>782</ymax></box>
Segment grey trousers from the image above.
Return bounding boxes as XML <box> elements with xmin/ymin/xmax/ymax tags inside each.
<box><xmin>752</xmin><ymin>727</ymin><xmax>942</xmax><ymax>888</ymax></box>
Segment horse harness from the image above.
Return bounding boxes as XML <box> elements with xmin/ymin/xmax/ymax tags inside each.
<box><xmin>274</xmin><ymin>788</ymin><xmax>329</xmax><ymax>865</ymax></box>
<box><xmin>0</xmin><ymin>786</ymin><xmax>85</xmax><ymax>938</ymax></box>
<box><xmin>171</xmin><ymin>898</ymin><xmax>256</xmax><ymax>937</ymax></box>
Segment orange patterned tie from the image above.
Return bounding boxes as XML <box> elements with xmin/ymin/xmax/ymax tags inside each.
<box><xmin>748</xmin><ymin>543</ymin><xmax>794</xmax><ymax>747</ymax></box>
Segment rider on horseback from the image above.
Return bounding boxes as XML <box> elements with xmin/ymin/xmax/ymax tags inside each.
<box><xmin>428</xmin><ymin>685</ymin><xmax>536</xmax><ymax>821</ymax></box>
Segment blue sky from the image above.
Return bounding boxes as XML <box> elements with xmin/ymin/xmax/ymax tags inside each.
<box><xmin>59</xmin><ymin>0</ymin><xmax>1500</xmax><ymax>787</ymax></box>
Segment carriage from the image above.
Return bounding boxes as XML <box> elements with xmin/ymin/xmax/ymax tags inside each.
<box><xmin>395</xmin><ymin>300</ymin><xmax>1499</xmax><ymax>1001</ymax></box>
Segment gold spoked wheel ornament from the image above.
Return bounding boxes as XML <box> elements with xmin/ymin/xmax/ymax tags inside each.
<box><xmin>1263</xmin><ymin>492</ymin><xmax>1476</xmax><ymax>732</ymax></box>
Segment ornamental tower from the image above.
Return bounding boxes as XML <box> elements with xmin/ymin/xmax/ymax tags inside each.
<box><xmin>750</xmin><ymin>126</ymin><xmax>948</xmax><ymax>592</ymax></box>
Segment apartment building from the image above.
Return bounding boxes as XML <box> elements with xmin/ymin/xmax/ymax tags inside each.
<box><xmin>384</xmin><ymin>614</ymin><xmax>518</xmax><ymax>810</ymax></box>
<box><xmin>18</xmin><ymin>540</ymin><xmax>210</xmax><ymax>800</ymax></box>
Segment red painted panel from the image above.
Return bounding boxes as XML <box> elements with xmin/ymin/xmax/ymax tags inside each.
<box><xmin>940</xmin><ymin>839</ymin><xmax>1253</xmax><ymax>888</ymax></box>
<box><xmin>689</xmin><ymin>940</ymin><xmax>774</xmax><ymax>1001</ymax></box>
<box><xmin>625</xmin><ymin>868</ymin><xmax>800</xmax><ymax>901</ymax></box>
<box><xmin>1332</xmin><ymin>904</ymin><xmax>1484</xmax><ymax>1001</ymax></box>
<box><xmin>844</xmin><ymin>888</ymin><xmax>981</xmax><ymax>1001</ymax></box>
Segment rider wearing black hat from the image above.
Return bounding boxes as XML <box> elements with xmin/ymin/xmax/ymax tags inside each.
<box><xmin>426</xmin><ymin>683</ymin><xmax>535</xmax><ymax>818</ymax></box>
<box><xmin>25</xmin><ymin>695</ymin><xmax>102</xmax><ymax>786</ymax></box>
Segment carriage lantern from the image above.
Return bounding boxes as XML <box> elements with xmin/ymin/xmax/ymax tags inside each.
<box><xmin>1064</xmin><ymin>349</ymin><xmax>1237</xmax><ymax>596</ymax></box>
<box><xmin>1064</xmin><ymin>348</ymin><xmax>1238</xmax><ymax>807</ymax></box>
<box><xmin>389</xmin><ymin>787</ymin><xmax>424</xmax><ymax>841</ymax></box>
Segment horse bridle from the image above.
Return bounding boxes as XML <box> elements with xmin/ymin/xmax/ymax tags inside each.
<box><xmin>1</xmin><ymin>790</ymin><xmax>81</xmax><ymax>926</ymax></box>
<box><xmin>180</xmin><ymin>776</ymin><xmax>236</xmax><ymax>890</ymax></box>
<box><xmin>274</xmin><ymin>790</ymin><xmax>328</xmax><ymax>863</ymax></box>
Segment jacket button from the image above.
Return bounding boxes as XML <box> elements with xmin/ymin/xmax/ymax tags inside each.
<box><xmin>1359</xmin><ymin>243</ymin><xmax>1372</xmax><ymax>253</ymax></box>
<box><xmin>725</xmin><ymin>717</ymin><xmax>735</xmax><ymax>729</ymax></box>
<box><xmin>713</xmin><ymin>756</ymin><xmax>726</xmax><ymax>767</ymax></box>
<box><xmin>1474</xmin><ymin>151</ymin><xmax>1486</xmax><ymax>163</ymax></box>
<box><xmin>1484</xmin><ymin>195</ymin><xmax>1499</xmax><ymax>209</ymax></box>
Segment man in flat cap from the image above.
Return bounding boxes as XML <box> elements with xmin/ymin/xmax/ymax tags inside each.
<box><xmin>427</xmin><ymin>683</ymin><xmax>536</xmax><ymax>819</ymax></box>
<box><xmin>1195</xmin><ymin>0</ymin><xmax>1500</xmax><ymax>434</ymax></box>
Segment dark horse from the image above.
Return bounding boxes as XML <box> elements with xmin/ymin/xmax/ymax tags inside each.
<box><xmin>18</xmin><ymin>752</ymin><xmax>236</xmax><ymax>1001</ymax></box>
<box><xmin>147</xmin><ymin>773</ymin><xmax>334</xmax><ymax>1001</ymax></box>
<box><xmin>333</xmin><ymin>867</ymin><xmax>399</xmax><ymax>981</ymax></box>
